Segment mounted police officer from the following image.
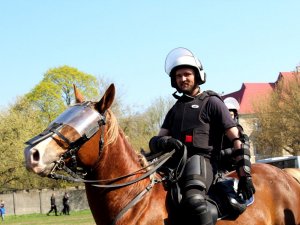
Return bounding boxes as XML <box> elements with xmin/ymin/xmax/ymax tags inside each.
<box><xmin>149</xmin><ymin>47</ymin><xmax>255</xmax><ymax>225</ymax></box>
<box><xmin>224</xmin><ymin>97</ymin><xmax>240</xmax><ymax>124</ymax></box>
<box><xmin>219</xmin><ymin>97</ymin><xmax>245</xmax><ymax>173</ymax></box>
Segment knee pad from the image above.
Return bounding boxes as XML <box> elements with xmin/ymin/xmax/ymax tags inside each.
<box><xmin>182</xmin><ymin>191</ymin><xmax>214</xmax><ymax>225</ymax></box>
<box><xmin>182</xmin><ymin>189</ymin><xmax>207</xmax><ymax>215</ymax></box>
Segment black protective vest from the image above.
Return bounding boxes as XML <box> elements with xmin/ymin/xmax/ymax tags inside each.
<box><xmin>170</xmin><ymin>91</ymin><xmax>222</xmax><ymax>156</ymax></box>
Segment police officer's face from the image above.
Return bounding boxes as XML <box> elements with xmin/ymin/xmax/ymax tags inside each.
<box><xmin>175</xmin><ymin>68</ymin><xmax>197</xmax><ymax>95</ymax></box>
<box><xmin>230</xmin><ymin>111</ymin><xmax>235</xmax><ymax>119</ymax></box>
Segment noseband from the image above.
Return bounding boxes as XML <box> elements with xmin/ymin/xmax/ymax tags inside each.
<box><xmin>25</xmin><ymin>101</ymin><xmax>106</xmax><ymax>181</ymax></box>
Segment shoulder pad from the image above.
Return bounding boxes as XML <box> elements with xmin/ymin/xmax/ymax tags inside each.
<box><xmin>200</xmin><ymin>90</ymin><xmax>223</xmax><ymax>101</ymax></box>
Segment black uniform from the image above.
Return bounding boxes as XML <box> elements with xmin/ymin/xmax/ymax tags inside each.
<box><xmin>162</xmin><ymin>92</ymin><xmax>235</xmax><ymax>167</ymax></box>
<box><xmin>159</xmin><ymin>91</ymin><xmax>236</xmax><ymax>225</ymax></box>
<box><xmin>62</xmin><ymin>194</ymin><xmax>70</xmax><ymax>215</ymax></box>
<box><xmin>47</xmin><ymin>195</ymin><xmax>58</xmax><ymax>216</ymax></box>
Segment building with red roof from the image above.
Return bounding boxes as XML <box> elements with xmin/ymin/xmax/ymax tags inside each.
<box><xmin>221</xmin><ymin>69</ymin><xmax>299</xmax><ymax>161</ymax></box>
<box><xmin>222</xmin><ymin>71</ymin><xmax>296</xmax><ymax>114</ymax></box>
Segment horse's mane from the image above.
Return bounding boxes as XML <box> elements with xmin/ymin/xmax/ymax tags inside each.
<box><xmin>104</xmin><ymin>109</ymin><xmax>119</xmax><ymax>147</ymax></box>
<box><xmin>105</xmin><ymin>109</ymin><xmax>150</xmax><ymax>169</ymax></box>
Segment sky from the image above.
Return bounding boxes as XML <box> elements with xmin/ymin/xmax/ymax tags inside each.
<box><xmin>1</xmin><ymin>0</ymin><xmax>299</xmax><ymax>111</ymax></box>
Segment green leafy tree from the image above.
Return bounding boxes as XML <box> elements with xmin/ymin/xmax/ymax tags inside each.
<box><xmin>253</xmin><ymin>71</ymin><xmax>300</xmax><ymax>156</ymax></box>
<box><xmin>0</xmin><ymin>97</ymin><xmax>64</xmax><ymax>191</ymax></box>
<box><xmin>43</xmin><ymin>66</ymin><xmax>99</xmax><ymax>105</ymax></box>
<box><xmin>26</xmin><ymin>65</ymin><xmax>99</xmax><ymax>123</ymax></box>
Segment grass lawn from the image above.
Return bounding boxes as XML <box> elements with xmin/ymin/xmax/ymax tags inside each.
<box><xmin>3</xmin><ymin>209</ymin><xmax>96</xmax><ymax>225</ymax></box>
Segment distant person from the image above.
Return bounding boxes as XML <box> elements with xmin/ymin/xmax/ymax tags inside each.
<box><xmin>47</xmin><ymin>193</ymin><xmax>58</xmax><ymax>216</ymax></box>
<box><xmin>0</xmin><ymin>200</ymin><xmax>5</xmax><ymax>221</ymax></box>
<box><xmin>219</xmin><ymin>97</ymin><xmax>246</xmax><ymax>172</ymax></box>
<box><xmin>223</xmin><ymin>97</ymin><xmax>241</xmax><ymax>125</ymax></box>
<box><xmin>61</xmin><ymin>192</ymin><xmax>70</xmax><ymax>215</ymax></box>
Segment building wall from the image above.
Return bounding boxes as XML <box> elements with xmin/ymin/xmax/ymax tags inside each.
<box><xmin>240</xmin><ymin>114</ymin><xmax>292</xmax><ymax>161</ymax></box>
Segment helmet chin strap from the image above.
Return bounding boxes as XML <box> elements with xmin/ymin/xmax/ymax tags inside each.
<box><xmin>172</xmin><ymin>91</ymin><xmax>181</xmax><ymax>99</ymax></box>
<box><xmin>172</xmin><ymin>86</ymin><xmax>201</xmax><ymax>100</ymax></box>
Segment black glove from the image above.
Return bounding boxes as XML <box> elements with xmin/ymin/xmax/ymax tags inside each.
<box><xmin>149</xmin><ymin>136</ymin><xmax>183</xmax><ymax>153</ymax></box>
<box><xmin>162</xmin><ymin>137</ymin><xmax>183</xmax><ymax>151</ymax></box>
<box><xmin>238</xmin><ymin>176</ymin><xmax>255</xmax><ymax>200</ymax></box>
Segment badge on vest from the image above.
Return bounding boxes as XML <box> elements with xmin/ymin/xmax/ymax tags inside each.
<box><xmin>191</xmin><ymin>105</ymin><xmax>199</xmax><ymax>108</ymax></box>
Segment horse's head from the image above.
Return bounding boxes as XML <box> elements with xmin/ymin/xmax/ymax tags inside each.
<box><xmin>24</xmin><ymin>84</ymin><xmax>115</xmax><ymax>179</ymax></box>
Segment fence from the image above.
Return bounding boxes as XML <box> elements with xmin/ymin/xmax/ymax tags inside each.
<box><xmin>0</xmin><ymin>186</ymin><xmax>90</xmax><ymax>215</ymax></box>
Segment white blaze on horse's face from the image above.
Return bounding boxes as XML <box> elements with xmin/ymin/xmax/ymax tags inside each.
<box><xmin>24</xmin><ymin>134</ymin><xmax>63</xmax><ymax>175</ymax></box>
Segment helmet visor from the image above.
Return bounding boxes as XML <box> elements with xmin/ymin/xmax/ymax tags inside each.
<box><xmin>165</xmin><ymin>47</ymin><xmax>201</xmax><ymax>75</ymax></box>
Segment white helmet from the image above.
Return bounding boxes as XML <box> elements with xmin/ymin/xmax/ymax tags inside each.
<box><xmin>165</xmin><ymin>47</ymin><xmax>206</xmax><ymax>88</ymax></box>
<box><xmin>224</xmin><ymin>97</ymin><xmax>240</xmax><ymax>111</ymax></box>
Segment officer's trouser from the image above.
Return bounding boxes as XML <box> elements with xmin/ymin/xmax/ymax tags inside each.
<box><xmin>180</xmin><ymin>155</ymin><xmax>217</xmax><ymax>225</ymax></box>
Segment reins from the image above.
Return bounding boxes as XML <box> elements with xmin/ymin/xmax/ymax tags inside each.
<box><xmin>49</xmin><ymin>147</ymin><xmax>183</xmax><ymax>225</ymax></box>
<box><xmin>49</xmin><ymin>149</ymin><xmax>177</xmax><ymax>186</ymax></box>
<box><xmin>90</xmin><ymin>149</ymin><xmax>176</xmax><ymax>188</ymax></box>
<box><xmin>49</xmin><ymin>146</ymin><xmax>186</xmax><ymax>225</ymax></box>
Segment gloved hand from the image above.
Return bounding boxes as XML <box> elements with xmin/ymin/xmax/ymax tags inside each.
<box><xmin>161</xmin><ymin>137</ymin><xmax>183</xmax><ymax>152</ymax></box>
<box><xmin>238</xmin><ymin>176</ymin><xmax>255</xmax><ymax>200</ymax></box>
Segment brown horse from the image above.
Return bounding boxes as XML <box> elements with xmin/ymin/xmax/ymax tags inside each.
<box><xmin>24</xmin><ymin>84</ymin><xmax>300</xmax><ymax>225</ymax></box>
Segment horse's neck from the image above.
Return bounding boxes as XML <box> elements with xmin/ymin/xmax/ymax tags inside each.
<box><xmin>98</xmin><ymin>129</ymin><xmax>142</xmax><ymax>180</ymax></box>
<box><xmin>87</xmin><ymin>130</ymin><xmax>148</xmax><ymax>224</ymax></box>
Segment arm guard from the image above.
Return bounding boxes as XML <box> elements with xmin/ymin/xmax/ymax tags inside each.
<box><xmin>232</xmin><ymin>133</ymin><xmax>251</xmax><ymax>176</ymax></box>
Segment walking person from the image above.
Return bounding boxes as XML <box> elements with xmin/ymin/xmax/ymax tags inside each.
<box><xmin>0</xmin><ymin>200</ymin><xmax>5</xmax><ymax>222</ymax></box>
<box><xmin>47</xmin><ymin>193</ymin><xmax>58</xmax><ymax>216</ymax></box>
<box><xmin>61</xmin><ymin>192</ymin><xmax>70</xmax><ymax>215</ymax></box>
<box><xmin>149</xmin><ymin>47</ymin><xmax>255</xmax><ymax>225</ymax></box>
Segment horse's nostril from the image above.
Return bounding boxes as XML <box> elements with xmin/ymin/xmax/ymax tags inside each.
<box><xmin>32</xmin><ymin>149</ymin><xmax>40</xmax><ymax>161</ymax></box>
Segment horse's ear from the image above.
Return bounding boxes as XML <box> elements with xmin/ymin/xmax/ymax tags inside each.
<box><xmin>96</xmin><ymin>84</ymin><xmax>115</xmax><ymax>113</ymax></box>
<box><xmin>73</xmin><ymin>84</ymin><xmax>84</xmax><ymax>103</ymax></box>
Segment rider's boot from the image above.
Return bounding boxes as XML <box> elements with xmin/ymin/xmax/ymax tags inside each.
<box><xmin>181</xmin><ymin>189</ymin><xmax>216</xmax><ymax>225</ymax></box>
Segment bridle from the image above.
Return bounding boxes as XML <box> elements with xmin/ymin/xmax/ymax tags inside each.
<box><xmin>25</xmin><ymin>101</ymin><xmax>186</xmax><ymax>225</ymax></box>
<box><xmin>25</xmin><ymin>101</ymin><xmax>107</xmax><ymax>181</ymax></box>
<box><xmin>25</xmin><ymin>101</ymin><xmax>182</xmax><ymax>183</ymax></box>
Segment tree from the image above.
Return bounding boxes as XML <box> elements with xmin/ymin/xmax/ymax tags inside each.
<box><xmin>253</xmin><ymin>71</ymin><xmax>300</xmax><ymax>156</ymax></box>
<box><xmin>43</xmin><ymin>65</ymin><xmax>99</xmax><ymax>105</ymax></box>
<box><xmin>119</xmin><ymin>96</ymin><xmax>175</xmax><ymax>152</ymax></box>
<box><xmin>25</xmin><ymin>65</ymin><xmax>99</xmax><ymax>123</ymax></box>
<box><xmin>0</xmin><ymin>97</ymin><xmax>64</xmax><ymax>191</ymax></box>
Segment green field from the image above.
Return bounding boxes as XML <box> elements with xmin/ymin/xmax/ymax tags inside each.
<box><xmin>3</xmin><ymin>210</ymin><xmax>96</xmax><ymax>225</ymax></box>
